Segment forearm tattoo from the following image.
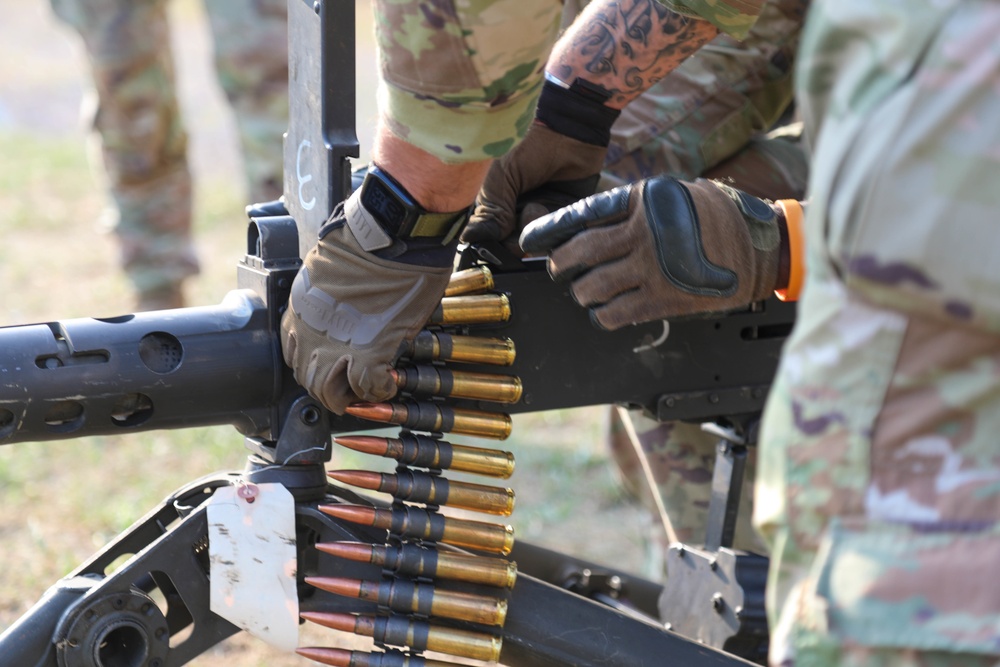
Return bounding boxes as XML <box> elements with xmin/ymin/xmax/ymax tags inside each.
<box><xmin>549</xmin><ymin>0</ymin><xmax>718</xmax><ymax>107</ymax></box>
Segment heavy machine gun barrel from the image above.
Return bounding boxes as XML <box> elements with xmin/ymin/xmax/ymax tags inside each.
<box><xmin>0</xmin><ymin>290</ymin><xmax>277</xmax><ymax>444</ymax></box>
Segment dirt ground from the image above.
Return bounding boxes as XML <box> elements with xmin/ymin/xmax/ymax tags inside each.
<box><xmin>0</xmin><ymin>3</ymin><xmax>654</xmax><ymax>666</ymax></box>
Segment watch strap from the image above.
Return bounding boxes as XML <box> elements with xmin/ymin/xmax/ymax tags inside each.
<box><xmin>359</xmin><ymin>165</ymin><xmax>470</xmax><ymax>248</ymax></box>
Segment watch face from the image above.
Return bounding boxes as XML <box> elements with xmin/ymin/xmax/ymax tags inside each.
<box><xmin>362</xmin><ymin>171</ymin><xmax>414</xmax><ymax>235</ymax></box>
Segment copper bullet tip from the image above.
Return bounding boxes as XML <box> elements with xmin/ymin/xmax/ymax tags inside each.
<box><xmin>328</xmin><ymin>469</ymin><xmax>383</xmax><ymax>491</ymax></box>
<box><xmin>318</xmin><ymin>503</ymin><xmax>378</xmax><ymax>526</ymax></box>
<box><xmin>305</xmin><ymin>576</ymin><xmax>363</xmax><ymax>599</ymax></box>
<box><xmin>295</xmin><ymin>646</ymin><xmax>351</xmax><ymax>667</ymax></box>
<box><xmin>314</xmin><ymin>541</ymin><xmax>375</xmax><ymax>563</ymax></box>
<box><xmin>333</xmin><ymin>435</ymin><xmax>390</xmax><ymax>456</ymax></box>
<box><xmin>299</xmin><ymin>611</ymin><xmax>357</xmax><ymax>633</ymax></box>
<box><xmin>344</xmin><ymin>402</ymin><xmax>394</xmax><ymax>423</ymax></box>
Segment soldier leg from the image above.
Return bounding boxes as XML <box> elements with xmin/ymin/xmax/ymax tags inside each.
<box><xmin>608</xmin><ymin>409</ymin><xmax>766</xmax><ymax>578</ymax></box>
<box><xmin>202</xmin><ymin>0</ymin><xmax>288</xmax><ymax>204</ymax></box>
<box><xmin>50</xmin><ymin>0</ymin><xmax>197</xmax><ymax>309</ymax></box>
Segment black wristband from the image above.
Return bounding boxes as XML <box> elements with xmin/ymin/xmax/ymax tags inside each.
<box><xmin>535</xmin><ymin>78</ymin><xmax>621</xmax><ymax>147</ymax></box>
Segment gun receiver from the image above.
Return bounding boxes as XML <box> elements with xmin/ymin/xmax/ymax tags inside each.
<box><xmin>0</xmin><ymin>243</ymin><xmax>793</xmax><ymax>446</ymax></box>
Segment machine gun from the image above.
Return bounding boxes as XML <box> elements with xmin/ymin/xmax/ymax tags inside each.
<box><xmin>0</xmin><ymin>1</ymin><xmax>796</xmax><ymax>665</ymax></box>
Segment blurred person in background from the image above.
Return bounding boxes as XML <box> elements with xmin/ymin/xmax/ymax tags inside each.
<box><xmin>49</xmin><ymin>0</ymin><xmax>288</xmax><ymax>310</ymax></box>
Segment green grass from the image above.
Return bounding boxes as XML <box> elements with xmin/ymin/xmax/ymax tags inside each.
<box><xmin>0</xmin><ymin>131</ymin><xmax>103</xmax><ymax>232</ymax></box>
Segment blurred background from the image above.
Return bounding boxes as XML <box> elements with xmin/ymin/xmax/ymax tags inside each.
<box><xmin>0</xmin><ymin>1</ymin><xmax>647</xmax><ymax>664</ymax></box>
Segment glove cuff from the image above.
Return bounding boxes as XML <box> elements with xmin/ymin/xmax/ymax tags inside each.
<box><xmin>774</xmin><ymin>199</ymin><xmax>805</xmax><ymax>302</ymax></box>
<box><xmin>535</xmin><ymin>79</ymin><xmax>621</xmax><ymax>147</ymax></box>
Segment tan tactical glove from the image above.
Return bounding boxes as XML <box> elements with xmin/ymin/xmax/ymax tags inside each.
<box><xmin>281</xmin><ymin>180</ymin><xmax>465</xmax><ymax>414</ymax></box>
<box><xmin>519</xmin><ymin>177</ymin><xmax>788</xmax><ymax>331</ymax></box>
<box><xmin>461</xmin><ymin>79</ymin><xmax>620</xmax><ymax>253</ymax></box>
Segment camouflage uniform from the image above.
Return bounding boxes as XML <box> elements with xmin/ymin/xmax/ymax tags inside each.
<box><xmin>372</xmin><ymin>0</ymin><xmax>768</xmax><ymax>164</ymax></box>
<box><xmin>753</xmin><ymin>1</ymin><xmax>1000</xmax><ymax>665</ymax></box>
<box><xmin>50</xmin><ymin>0</ymin><xmax>288</xmax><ymax>305</ymax></box>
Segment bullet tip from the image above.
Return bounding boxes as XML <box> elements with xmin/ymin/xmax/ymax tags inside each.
<box><xmin>318</xmin><ymin>503</ymin><xmax>378</xmax><ymax>526</ymax></box>
<box><xmin>333</xmin><ymin>435</ymin><xmax>390</xmax><ymax>456</ymax></box>
<box><xmin>299</xmin><ymin>611</ymin><xmax>358</xmax><ymax>634</ymax></box>
<box><xmin>295</xmin><ymin>646</ymin><xmax>351</xmax><ymax>667</ymax></box>
<box><xmin>327</xmin><ymin>469</ymin><xmax>382</xmax><ymax>490</ymax></box>
<box><xmin>314</xmin><ymin>541</ymin><xmax>374</xmax><ymax>563</ymax></box>
<box><xmin>344</xmin><ymin>402</ymin><xmax>395</xmax><ymax>424</ymax></box>
<box><xmin>305</xmin><ymin>576</ymin><xmax>363</xmax><ymax>598</ymax></box>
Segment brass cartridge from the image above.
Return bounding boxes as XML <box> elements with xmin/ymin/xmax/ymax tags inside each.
<box><xmin>444</xmin><ymin>266</ymin><xmax>494</xmax><ymax>297</ymax></box>
<box><xmin>317</xmin><ymin>541</ymin><xmax>517</xmax><ymax>589</ymax></box>
<box><xmin>296</xmin><ymin>646</ymin><xmax>458</xmax><ymax>667</ymax></box>
<box><xmin>334</xmin><ymin>433</ymin><xmax>516</xmax><ymax>479</ymax></box>
<box><xmin>391</xmin><ymin>366</ymin><xmax>522</xmax><ymax>404</ymax></box>
<box><xmin>429</xmin><ymin>294</ymin><xmax>510</xmax><ymax>325</ymax></box>
<box><xmin>344</xmin><ymin>401</ymin><xmax>512</xmax><ymax>440</ymax></box>
<box><xmin>300</xmin><ymin>612</ymin><xmax>502</xmax><ymax>663</ymax></box>
<box><xmin>403</xmin><ymin>331</ymin><xmax>516</xmax><ymax>366</ymax></box>
<box><xmin>306</xmin><ymin>576</ymin><xmax>507</xmax><ymax>627</ymax></box>
<box><xmin>320</xmin><ymin>504</ymin><xmax>515</xmax><ymax>556</ymax></box>
<box><xmin>329</xmin><ymin>469</ymin><xmax>515</xmax><ymax>516</ymax></box>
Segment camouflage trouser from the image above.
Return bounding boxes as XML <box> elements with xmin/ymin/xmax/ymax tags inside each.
<box><xmin>50</xmin><ymin>0</ymin><xmax>287</xmax><ymax>295</ymax></box>
<box><xmin>608</xmin><ymin>410</ymin><xmax>769</xmax><ymax>559</ymax></box>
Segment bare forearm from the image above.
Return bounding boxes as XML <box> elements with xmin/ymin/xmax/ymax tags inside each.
<box><xmin>547</xmin><ymin>0</ymin><xmax>719</xmax><ymax>109</ymax></box>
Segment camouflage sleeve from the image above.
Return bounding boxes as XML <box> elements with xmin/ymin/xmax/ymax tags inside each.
<box><xmin>374</xmin><ymin>0</ymin><xmax>562</xmax><ymax>163</ymax></box>
<box><xmin>658</xmin><ymin>0</ymin><xmax>766</xmax><ymax>39</ymax></box>
<box><xmin>603</xmin><ymin>0</ymin><xmax>807</xmax><ymax>184</ymax></box>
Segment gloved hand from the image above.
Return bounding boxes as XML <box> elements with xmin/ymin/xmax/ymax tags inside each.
<box><xmin>281</xmin><ymin>186</ymin><xmax>462</xmax><ymax>414</ymax></box>
<box><xmin>519</xmin><ymin>177</ymin><xmax>788</xmax><ymax>330</ymax></box>
<box><xmin>461</xmin><ymin>79</ymin><xmax>620</xmax><ymax>253</ymax></box>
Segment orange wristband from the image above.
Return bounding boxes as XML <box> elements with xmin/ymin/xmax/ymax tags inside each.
<box><xmin>774</xmin><ymin>199</ymin><xmax>804</xmax><ymax>302</ymax></box>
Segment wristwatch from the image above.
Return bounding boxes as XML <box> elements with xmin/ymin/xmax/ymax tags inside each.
<box><xmin>359</xmin><ymin>165</ymin><xmax>469</xmax><ymax>245</ymax></box>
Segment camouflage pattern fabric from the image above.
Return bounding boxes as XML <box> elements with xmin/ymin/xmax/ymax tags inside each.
<box><xmin>372</xmin><ymin>0</ymin><xmax>768</xmax><ymax>164</ymax></box>
<box><xmin>597</xmin><ymin>0</ymin><xmax>809</xmax><ymax>193</ymax></box>
<box><xmin>754</xmin><ymin>1</ymin><xmax>1000</xmax><ymax>664</ymax></box>
<box><xmin>667</xmin><ymin>0</ymin><xmax>767</xmax><ymax>38</ymax></box>
<box><xmin>50</xmin><ymin>0</ymin><xmax>287</xmax><ymax>299</ymax></box>
<box><xmin>608</xmin><ymin>410</ymin><xmax>769</xmax><ymax>556</ymax></box>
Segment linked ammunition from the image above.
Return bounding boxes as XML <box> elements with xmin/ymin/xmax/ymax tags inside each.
<box><xmin>334</xmin><ymin>433</ymin><xmax>515</xmax><ymax>479</ymax></box>
<box><xmin>344</xmin><ymin>401</ymin><xmax>512</xmax><ymax>440</ymax></box>
<box><xmin>316</xmin><ymin>541</ymin><xmax>518</xmax><ymax>589</ymax></box>
<box><xmin>296</xmin><ymin>646</ymin><xmax>459</xmax><ymax>667</ymax></box>
<box><xmin>306</xmin><ymin>576</ymin><xmax>507</xmax><ymax>627</ymax></box>
<box><xmin>429</xmin><ymin>294</ymin><xmax>510</xmax><ymax>326</ymax></box>
<box><xmin>402</xmin><ymin>331</ymin><xmax>516</xmax><ymax>366</ymax></box>
<box><xmin>320</xmin><ymin>504</ymin><xmax>515</xmax><ymax>555</ymax></box>
<box><xmin>300</xmin><ymin>612</ymin><xmax>502</xmax><ymax>663</ymax></box>
<box><xmin>329</xmin><ymin>469</ymin><xmax>515</xmax><ymax>516</ymax></box>
<box><xmin>444</xmin><ymin>266</ymin><xmax>494</xmax><ymax>297</ymax></box>
<box><xmin>391</xmin><ymin>366</ymin><xmax>522</xmax><ymax>404</ymax></box>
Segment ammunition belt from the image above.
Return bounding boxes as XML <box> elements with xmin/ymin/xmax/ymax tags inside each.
<box><xmin>302</xmin><ymin>265</ymin><xmax>519</xmax><ymax>666</ymax></box>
